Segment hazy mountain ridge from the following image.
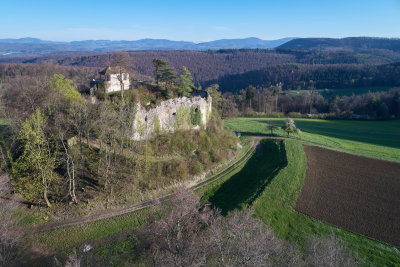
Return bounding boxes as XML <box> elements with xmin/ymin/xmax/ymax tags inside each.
<box><xmin>3</xmin><ymin>36</ymin><xmax>400</xmax><ymax>58</ymax></box>
<box><xmin>0</xmin><ymin>37</ymin><xmax>294</xmax><ymax>57</ymax></box>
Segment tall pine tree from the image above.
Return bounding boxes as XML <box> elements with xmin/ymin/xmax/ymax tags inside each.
<box><xmin>178</xmin><ymin>66</ymin><xmax>194</xmax><ymax>97</ymax></box>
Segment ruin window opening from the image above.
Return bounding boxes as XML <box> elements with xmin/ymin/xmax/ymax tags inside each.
<box><xmin>195</xmin><ymin>108</ymin><xmax>199</xmax><ymax>113</ymax></box>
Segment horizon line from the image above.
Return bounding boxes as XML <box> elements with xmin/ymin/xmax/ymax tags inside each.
<box><xmin>1</xmin><ymin>36</ymin><xmax>400</xmax><ymax>43</ymax></box>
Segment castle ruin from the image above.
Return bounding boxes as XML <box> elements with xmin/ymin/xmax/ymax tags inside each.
<box><xmin>89</xmin><ymin>67</ymin><xmax>212</xmax><ymax>140</ymax></box>
<box><xmin>132</xmin><ymin>95</ymin><xmax>212</xmax><ymax>140</ymax></box>
<box><xmin>90</xmin><ymin>66</ymin><xmax>131</xmax><ymax>93</ymax></box>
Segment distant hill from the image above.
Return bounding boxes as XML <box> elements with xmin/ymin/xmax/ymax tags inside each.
<box><xmin>196</xmin><ymin>37</ymin><xmax>293</xmax><ymax>49</ymax></box>
<box><xmin>0</xmin><ymin>37</ymin><xmax>294</xmax><ymax>57</ymax></box>
<box><xmin>4</xmin><ymin>37</ymin><xmax>400</xmax><ymax>58</ymax></box>
<box><xmin>278</xmin><ymin>37</ymin><xmax>400</xmax><ymax>52</ymax></box>
<box><xmin>0</xmin><ymin>37</ymin><xmax>65</xmax><ymax>44</ymax></box>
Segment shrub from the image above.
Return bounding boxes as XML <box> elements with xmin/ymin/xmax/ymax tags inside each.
<box><xmin>190</xmin><ymin>106</ymin><xmax>202</xmax><ymax>126</ymax></box>
<box><xmin>191</xmin><ymin>161</ymin><xmax>203</xmax><ymax>175</ymax></box>
<box><xmin>175</xmin><ymin>106</ymin><xmax>190</xmax><ymax>129</ymax></box>
<box><xmin>287</xmin><ymin>112</ymin><xmax>305</xmax><ymax>118</ymax></box>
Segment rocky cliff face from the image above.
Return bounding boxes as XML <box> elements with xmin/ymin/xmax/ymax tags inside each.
<box><xmin>132</xmin><ymin>96</ymin><xmax>212</xmax><ymax>140</ymax></box>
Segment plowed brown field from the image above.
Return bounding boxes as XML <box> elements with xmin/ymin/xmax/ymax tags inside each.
<box><xmin>296</xmin><ymin>145</ymin><xmax>400</xmax><ymax>246</ymax></box>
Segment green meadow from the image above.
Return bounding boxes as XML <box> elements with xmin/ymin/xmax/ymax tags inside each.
<box><xmin>225</xmin><ymin>118</ymin><xmax>400</xmax><ymax>161</ymax></box>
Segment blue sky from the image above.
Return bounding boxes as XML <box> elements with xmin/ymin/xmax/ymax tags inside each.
<box><xmin>1</xmin><ymin>0</ymin><xmax>399</xmax><ymax>42</ymax></box>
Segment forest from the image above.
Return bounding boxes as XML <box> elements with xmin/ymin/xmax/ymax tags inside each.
<box><xmin>221</xmin><ymin>82</ymin><xmax>400</xmax><ymax>119</ymax></box>
<box><xmin>2</xmin><ymin>50</ymin><xmax>400</xmax><ymax>121</ymax></box>
<box><xmin>2</xmin><ymin>47</ymin><xmax>400</xmax><ymax>86</ymax></box>
<box><xmin>0</xmin><ymin>56</ymin><xmax>238</xmax><ymax>211</ymax></box>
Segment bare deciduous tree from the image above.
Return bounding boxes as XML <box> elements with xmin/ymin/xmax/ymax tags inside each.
<box><xmin>96</xmin><ymin>103</ymin><xmax>120</xmax><ymax>191</ymax></box>
<box><xmin>0</xmin><ymin>173</ymin><xmax>22</xmax><ymax>265</ymax></box>
<box><xmin>142</xmin><ymin>189</ymin><xmax>286</xmax><ymax>267</ymax></box>
<box><xmin>143</xmin><ymin>189</ymin><xmax>210</xmax><ymax>266</ymax></box>
<box><xmin>307</xmin><ymin>234</ymin><xmax>358</xmax><ymax>267</ymax></box>
<box><xmin>207</xmin><ymin>208</ymin><xmax>282</xmax><ymax>267</ymax></box>
<box><xmin>54</xmin><ymin>114</ymin><xmax>79</xmax><ymax>203</ymax></box>
<box><xmin>69</xmin><ymin>102</ymin><xmax>90</xmax><ymax>184</ymax></box>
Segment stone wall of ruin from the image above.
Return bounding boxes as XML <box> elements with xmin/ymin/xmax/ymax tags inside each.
<box><xmin>132</xmin><ymin>96</ymin><xmax>212</xmax><ymax>140</ymax></box>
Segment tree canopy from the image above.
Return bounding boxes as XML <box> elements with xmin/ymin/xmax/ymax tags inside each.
<box><xmin>177</xmin><ymin>66</ymin><xmax>194</xmax><ymax>97</ymax></box>
<box><xmin>282</xmin><ymin>117</ymin><xmax>299</xmax><ymax>137</ymax></box>
<box><xmin>206</xmin><ymin>84</ymin><xmax>222</xmax><ymax>111</ymax></box>
<box><xmin>49</xmin><ymin>74</ymin><xmax>83</xmax><ymax>103</ymax></box>
<box><xmin>12</xmin><ymin>109</ymin><xmax>57</xmax><ymax>207</ymax></box>
<box><xmin>153</xmin><ymin>58</ymin><xmax>176</xmax><ymax>91</ymax></box>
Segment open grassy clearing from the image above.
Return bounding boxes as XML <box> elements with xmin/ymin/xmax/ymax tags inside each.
<box><xmin>30</xmin><ymin>208</ymin><xmax>149</xmax><ymax>252</ymax></box>
<box><xmin>225</xmin><ymin>118</ymin><xmax>400</xmax><ymax>161</ymax></box>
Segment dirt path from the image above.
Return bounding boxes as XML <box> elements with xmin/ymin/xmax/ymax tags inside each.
<box><xmin>25</xmin><ymin>139</ymin><xmax>258</xmax><ymax>234</ymax></box>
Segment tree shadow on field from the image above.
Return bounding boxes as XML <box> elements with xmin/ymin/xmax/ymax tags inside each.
<box><xmin>209</xmin><ymin>139</ymin><xmax>287</xmax><ymax>215</ymax></box>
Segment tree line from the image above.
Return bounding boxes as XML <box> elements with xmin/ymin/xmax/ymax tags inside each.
<box><xmin>220</xmin><ymin>83</ymin><xmax>400</xmax><ymax>119</ymax></box>
<box><xmin>208</xmin><ymin>62</ymin><xmax>400</xmax><ymax>92</ymax></box>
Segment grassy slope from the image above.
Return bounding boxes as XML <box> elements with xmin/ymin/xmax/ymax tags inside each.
<box><xmin>251</xmin><ymin>140</ymin><xmax>400</xmax><ymax>266</ymax></box>
<box><xmin>200</xmin><ymin>140</ymin><xmax>287</xmax><ymax>214</ymax></box>
<box><xmin>225</xmin><ymin>118</ymin><xmax>400</xmax><ymax>161</ymax></box>
<box><xmin>31</xmin><ymin>208</ymin><xmax>149</xmax><ymax>252</ymax></box>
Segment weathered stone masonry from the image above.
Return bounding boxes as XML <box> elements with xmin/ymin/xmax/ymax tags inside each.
<box><xmin>132</xmin><ymin>96</ymin><xmax>212</xmax><ymax>140</ymax></box>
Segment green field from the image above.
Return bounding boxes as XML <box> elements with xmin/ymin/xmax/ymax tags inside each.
<box><xmin>32</xmin><ymin>208</ymin><xmax>150</xmax><ymax>252</ymax></box>
<box><xmin>285</xmin><ymin>86</ymin><xmax>394</xmax><ymax>99</ymax></box>
<box><xmin>200</xmin><ymin>139</ymin><xmax>287</xmax><ymax>215</ymax></box>
<box><xmin>225</xmin><ymin>118</ymin><xmax>400</xmax><ymax>161</ymax></box>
